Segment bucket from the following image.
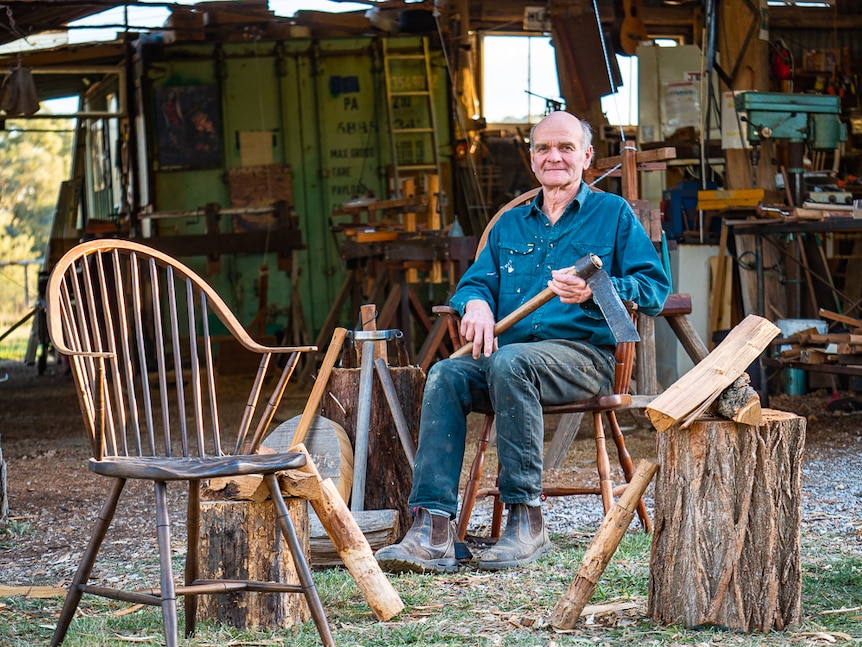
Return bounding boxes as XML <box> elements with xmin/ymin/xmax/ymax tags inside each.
<box><xmin>783</xmin><ymin>368</ymin><xmax>807</xmax><ymax>396</ymax></box>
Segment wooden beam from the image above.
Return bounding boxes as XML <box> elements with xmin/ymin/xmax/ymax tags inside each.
<box><xmin>594</xmin><ymin>147</ymin><xmax>677</xmax><ymax>170</ymax></box>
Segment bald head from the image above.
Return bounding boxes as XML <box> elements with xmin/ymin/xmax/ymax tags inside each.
<box><xmin>530</xmin><ymin>112</ymin><xmax>593</xmax><ymax>152</ymax></box>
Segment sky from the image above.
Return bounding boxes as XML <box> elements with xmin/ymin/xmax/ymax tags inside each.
<box><xmin>38</xmin><ymin>0</ymin><xmax>635</xmax><ymax>125</ymax></box>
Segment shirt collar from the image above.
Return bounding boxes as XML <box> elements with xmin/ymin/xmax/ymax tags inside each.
<box><xmin>528</xmin><ymin>181</ymin><xmax>592</xmax><ymax>220</ymax></box>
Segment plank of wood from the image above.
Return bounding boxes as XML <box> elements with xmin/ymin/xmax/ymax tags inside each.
<box><xmin>310</xmin><ymin>509</ymin><xmax>399</xmax><ymax>567</ymax></box>
<box><xmin>818</xmin><ymin>308</ymin><xmax>862</xmax><ymax>330</ymax></box>
<box><xmin>0</xmin><ymin>585</ymin><xmax>66</xmax><ymax>598</ymax></box>
<box><xmin>645</xmin><ymin>315</ymin><xmax>780</xmax><ymax>433</ymax></box>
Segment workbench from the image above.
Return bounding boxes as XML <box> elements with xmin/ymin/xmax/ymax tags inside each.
<box><xmin>721</xmin><ymin>214</ymin><xmax>862</xmax><ymax>397</ymax></box>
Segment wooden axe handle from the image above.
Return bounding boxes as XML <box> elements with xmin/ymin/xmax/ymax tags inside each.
<box><xmin>290</xmin><ymin>327</ymin><xmax>348</xmax><ymax>447</ymax></box>
<box><xmin>451</xmin><ymin>254</ymin><xmax>600</xmax><ymax>358</ymax></box>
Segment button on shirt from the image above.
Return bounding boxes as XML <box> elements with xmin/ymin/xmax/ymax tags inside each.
<box><xmin>450</xmin><ymin>183</ymin><xmax>671</xmax><ymax>348</ymax></box>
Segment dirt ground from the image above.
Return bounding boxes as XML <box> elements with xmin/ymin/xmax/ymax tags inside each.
<box><xmin>1</xmin><ymin>357</ymin><xmax>861</xmax><ymax>588</ymax></box>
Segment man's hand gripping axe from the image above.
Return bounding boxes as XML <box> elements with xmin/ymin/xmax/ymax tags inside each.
<box><xmin>451</xmin><ymin>253</ymin><xmax>639</xmax><ymax>358</ymax></box>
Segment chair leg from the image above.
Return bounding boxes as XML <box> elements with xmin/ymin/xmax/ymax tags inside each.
<box><xmin>51</xmin><ymin>478</ymin><xmax>126</xmax><ymax>647</ymax></box>
<box><xmin>264</xmin><ymin>474</ymin><xmax>335</xmax><ymax>647</ymax></box>
<box><xmin>593</xmin><ymin>412</ymin><xmax>614</xmax><ymax>515</ymax></box>
<box><xmin>490</xmin><ymin>462</ymin><xmax>504</xmax><ymax>539</ymax></box>
<box><xmin>607</xmin><ymin>411</ymin><xmax>652</xmax><ymax>532</ymax></box>
<box><xmin>154</xmin><ymin>481</ymin><xmax>179</xmax><ymax>647</ymax></box>
<box><xmin>184</xmin><ymin>480</ymin><xmax>201</xmax><ymax>638</ymax></box>
<box><xmin>456</xmin><ymin>414</ymin><xmax>494</xmax><ymax>541</ymax></box>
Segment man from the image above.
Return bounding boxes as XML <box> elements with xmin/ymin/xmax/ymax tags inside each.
<box><xmin>375</xmin><ymin>110</ymin><xmax>671</xmax><ymax>573</ymax></box>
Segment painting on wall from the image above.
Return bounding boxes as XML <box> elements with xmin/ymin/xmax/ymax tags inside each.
<box><xmin>155</xmin><ymin>85</ymin><xmax>222</xmax><ymax>170</ymax></box>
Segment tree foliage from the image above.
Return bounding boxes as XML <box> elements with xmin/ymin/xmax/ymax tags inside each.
<box><xmin>0</xmin><ymin>117</ymin><xmax>74</xmax><ymax>328</ymax></box>
<box><xmin>0</xmin><ymin>118</ymin><xmax>74</xmax><ymax>262</ymax></box>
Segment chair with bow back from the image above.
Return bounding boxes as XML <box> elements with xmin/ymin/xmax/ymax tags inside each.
<box><xmin>46</xmin><ymin>239</ymin><xmax>334</xmax><ymax>647</ymax></box>
<box><xmin>435</xmin><ymin>188</ymin><xmax>651</xmax><ymax>541</ymax></box>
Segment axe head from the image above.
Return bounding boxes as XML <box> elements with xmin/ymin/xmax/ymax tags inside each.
<box><xmin>584</xmin><ymin>259</ymin><xmax>640</xmax><ymax>344</ymax></box>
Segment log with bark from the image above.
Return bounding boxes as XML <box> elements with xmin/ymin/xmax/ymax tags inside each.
<box><xmin>198</xmin><ymin>497</ymin><xmax>310</xmax><ymax>629</ymax></box>
<box><xmin>648</xmin><ymin>410</ymin><xmax>805</xmax><ymax>632</ymax></box>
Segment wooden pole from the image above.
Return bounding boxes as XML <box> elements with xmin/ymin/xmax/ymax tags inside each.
<box><xmin>281</xmin><ymin>444</ymin><xmax>404</xmax><ymax>622</ymax></box>
<box><xmin>290</xmin><ymin>327</ymin><xmax>348</xmax><ymax>447</ymax></box>
<box><xmin>550</xmin><ymin>460</ymin><xmax>659</xmax><ymax>630</ymax></box>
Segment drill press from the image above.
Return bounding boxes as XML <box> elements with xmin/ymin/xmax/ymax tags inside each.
<box><xmin>734</xmin><ymin>92</ymin><xmax>847</xmax><ymax>206</ymax></box>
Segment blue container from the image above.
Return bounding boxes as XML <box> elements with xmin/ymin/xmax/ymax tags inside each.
<box><xmin>662</xmin><ymin>181</ymin><xmax>717</xmax><ymax>240</ymax></box>
<box><xmin>783</xmin><ymin>368</ymin><xmax>807</xmax><ymax>396</ymax></box>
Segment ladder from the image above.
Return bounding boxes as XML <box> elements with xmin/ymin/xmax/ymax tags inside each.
<box><xmin>382</xmin><ymin>37</ymin><xmax>441</xmax><ymax>197</ymax></box>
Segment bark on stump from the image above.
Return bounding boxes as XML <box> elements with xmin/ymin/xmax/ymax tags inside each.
<box><xmin>198</xmin><ymin>498</ymin><xmax>310</xmax><ymax>629</ymax></box>
<box><xmin>648</xmin><ymin>409</ymin><xmax>806</xmax><ymax>632</ymax></box>
<box><xmin>321</xmin><ymin>365</ymin><xmax>423</xmax><ymax>539</ymax></box>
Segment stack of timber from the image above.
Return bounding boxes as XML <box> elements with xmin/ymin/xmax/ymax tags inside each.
<box><xmin>775</xmin><ymin>309</ymin><xmax>862</xmax><ymax>368</ymax></box>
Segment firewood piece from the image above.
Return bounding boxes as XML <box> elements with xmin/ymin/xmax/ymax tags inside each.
<box><xmin>283</xmin><ymin>444</ymin><xmax>404</xmax><ymax>622</ymax></box>
<box><xmin>550</xmin><ymin>460</ymin><xmax>659</xmax><ymax>630</ymax></box>
<box><xmin>646</xmin><ymin>315</ymin><xmax>780</xmax><ymax>433</ymax></box>
<box><xmin>203</xmin><ymin>474</ymin><xmax>266</xmax><ymax>501</ymax></box>
<box><xmin>715</xmin><ymin>375</ymin><xmax>762</xmax><ymax>427</ymax></box>
<box><xmin>321</xmin><ymin>365</ymin><xmax>423</xmax><ymax>537</ymax></box>
<box><xmin>648</xmin><ymin>410</ymin><xmax>805</xmax><ymax>632</ymax></box>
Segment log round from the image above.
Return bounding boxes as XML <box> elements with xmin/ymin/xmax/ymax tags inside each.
<box><xmin>648</xmin><ymin>409</ymin><xmax>806</xmax><ymax>632</ymax></box>
<box><xmin>198</xmin><ymin>498</ymin><xmax>310</xmax><ymax>629</ymax></box>
<box><xmin>321</xmin><ymin>365</ymin><xmax>424</xmax><ymax>538</ymax></box>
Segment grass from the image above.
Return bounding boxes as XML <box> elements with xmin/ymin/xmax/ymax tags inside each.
<box><xmin>1</xmin><ymin>529</ymin><xmax>859</xmax><ymax>647</ymax></box>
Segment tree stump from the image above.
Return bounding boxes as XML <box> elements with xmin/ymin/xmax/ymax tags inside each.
<box><xmin>321</xmin><ymin>365</ymin><xmax>424</xmax><ymax>538</ymax></box>
<box><xmin>198</xmin><ymin>498</ymin><xmax>310</xmax><ymax>629</ymax></box>
<box><xmin>648</xmin><ymin>409</ymin><xmax>806</xmax><ymax>632</ymax></box>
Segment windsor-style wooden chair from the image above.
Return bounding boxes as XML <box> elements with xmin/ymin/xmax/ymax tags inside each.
<box><xmin>45</xmin><ymin>239</ymin><xmax>334</xmax><ymax>647</ymax></box>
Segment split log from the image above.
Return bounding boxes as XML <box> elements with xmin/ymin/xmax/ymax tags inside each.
<box><xmin>321</xmin><ymin>365</ymin><xmax>424</xmax><ymax>538</ymax></box>
<box><xmin>646</xmin><ymin>315</ymin><xmax>779</xmax><ymax>432</ymax></box>
<box><xmin>282</xmin><ymin>444</ymin><xmax>404</xmax><ymax>622</ymax></box>
<box><xmin>198</xmin><ymin>497</ymin><xmax>310</xmax><ymax>629</ymax></box>
<box><xmin>648</xmin><ymin>410</ymin><xmax>805</xmax><ymax>632</ymax></box>
<box><xmin>550</xmin><ymin>460</ymin><xmax>659</xmax><ymax>630</ymax></box>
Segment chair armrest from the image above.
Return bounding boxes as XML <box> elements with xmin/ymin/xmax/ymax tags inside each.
<box><xmin>432</xmin><ymin>305</ymin><xmax>464</xmax><ymax>351</ymax></box>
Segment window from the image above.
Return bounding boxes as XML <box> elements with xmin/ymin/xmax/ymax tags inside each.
<box><xmin>481</xmin><ymin>35</ymin><xmax>562</xmax><ymax>124</ymax></box>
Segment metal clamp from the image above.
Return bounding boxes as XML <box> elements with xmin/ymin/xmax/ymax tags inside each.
<box><xmin>345</xmin><ymin>329</ymin><xmax>403</xmax><ymax>342</ymax></box>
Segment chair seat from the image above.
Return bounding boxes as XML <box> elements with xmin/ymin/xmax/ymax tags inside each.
<box><xmin>89</xmin><ymin>452</ymin><xmax>307</xmax><ymax>481</ymax></box>
<box><xmin>543</xmin><ymin>393</ymin><xmax>632</xmax><ymax>415</ymax></box>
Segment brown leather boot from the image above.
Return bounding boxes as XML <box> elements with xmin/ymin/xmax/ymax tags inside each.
<box><xmin>477</xmin><ymin>503</ymin><xmax>552</xmax><ymax>570</ymax></box>
<box><xmin>374</xmin><ymin>507</ymin><xmax>458</xmax><ymax>574</ymax></box>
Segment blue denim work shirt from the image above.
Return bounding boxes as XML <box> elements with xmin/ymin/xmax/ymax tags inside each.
<box><xmin>450</xmin><ymin>184</ymin><xmax>672</xmax><ymax>348</ymax></box>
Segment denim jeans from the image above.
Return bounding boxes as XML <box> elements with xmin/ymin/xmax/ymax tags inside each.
<box><xmin>408</xmin><ymin>339</ymin><xmax>616</xmax><ymax>519</ymax></box>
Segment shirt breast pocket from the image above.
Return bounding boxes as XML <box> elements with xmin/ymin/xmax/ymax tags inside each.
<box><xmin>498</xmin><ymin>241</ymin><xmax>538</xmax><ymax>294</ymax></box>
<box><xmin>571</xmin><ymin>243</ymin><xmax>613</xmax><ymax>268</ymax></box>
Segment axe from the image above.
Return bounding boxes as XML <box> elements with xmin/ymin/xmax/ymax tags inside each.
<box><xmin>450</xmin><ymin>253</ymin><xmax>639</xmax><ymax>358</ymax></box>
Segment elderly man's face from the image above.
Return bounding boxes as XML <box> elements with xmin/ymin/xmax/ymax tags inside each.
<box><xmin>530</xmin><ymin>113</ymin><xmax>593</xmax><ymax>191</ymax></box>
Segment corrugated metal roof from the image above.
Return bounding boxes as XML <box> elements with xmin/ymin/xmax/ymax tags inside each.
<box><xmin>0</xmin><ymin>2</ymin><xmax>119</xmax><ymax>47</ymax></box>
